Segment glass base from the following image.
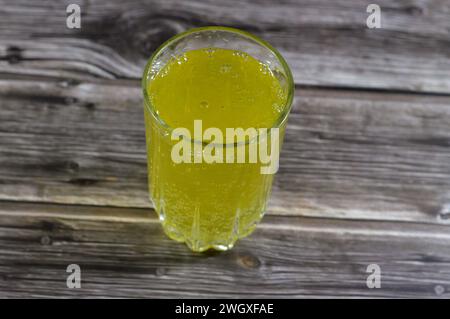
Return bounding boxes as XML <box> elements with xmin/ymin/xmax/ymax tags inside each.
<box><xmin>150</xmin><ymin>197</ymin><xmax>262</xmax><ymax>252</ymax></box>
<box><xmin>160</xmin><ymin>222</ymin><xmax>258</xmax><ymax>252</ymax></box>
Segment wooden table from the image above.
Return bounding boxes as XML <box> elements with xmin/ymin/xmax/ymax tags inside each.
<box><xmin>1</xmin><ymin>0</ymin><xmax>449</xmax><ymax>298</ymax></box>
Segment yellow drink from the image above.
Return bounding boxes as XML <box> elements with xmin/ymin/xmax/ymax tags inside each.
<box><xmin>142</xmin><ymin>27</ymin><xmax>293</xmax><ymax>252</ymax></box>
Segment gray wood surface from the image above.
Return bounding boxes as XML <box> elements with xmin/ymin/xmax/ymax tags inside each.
<box><xmin>0</xmin><ymin>0</ymin><xmax>450</xmax><ymax>298</ymax></box>
<box><xmin>1</xmin><ymin>201</ymin><xmax>450</xmax><ymax>298</ymax></box>
<box><xmin>1</xmin><ymin>0</ymin><xmax>450</xmax><ymax>92</ymax></box>
<box><xmin>1</xmin><ymin>82</ymin><xmax>449</xmax><ymax>224</ymax></box>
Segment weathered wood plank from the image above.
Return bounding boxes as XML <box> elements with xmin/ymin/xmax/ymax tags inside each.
<box><xmin>0</xmin><ymin>201</ymin><xmax>449</xmax><ymax>298</ymax></box>
<box><xmin>0</xmin><ymin>0</ymin><xmax>450</xmax><ymax>92</ymax></box>
<box><xmin>0</xmin><ymin>79</ymin><xmax>449</xmax><ymax>224</ymax></box>
<box><xmin>275</xmin><ymin>88</ymin><xmax>450</xmax><ymax>224</ymax></box>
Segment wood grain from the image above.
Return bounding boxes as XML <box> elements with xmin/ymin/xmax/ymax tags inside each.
<box><xmin>0</xmin><ymin>201</ymin><xmax>449</xmax><ymax>298</ymax></box>
<box><xmin>0</xmin><ymin>79</ymin><xmax>449</xmax><ymax>224</ymax></box>
<box><xmin>0</xmin><ymin>0</ymin><xmax>450</xmax><ymax>92</ymax></box>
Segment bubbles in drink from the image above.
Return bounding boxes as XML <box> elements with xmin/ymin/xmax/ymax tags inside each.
<box><xmin>176</xmin><ymin>53</ymin><xmax>188</xmax><ymax>65</ymax></box>
<box><xmin>232</xmin><ymin>51</ymin><xmax>248</xmax><ymax>60</ymax></box>
<box><xmin>220</xmin><ymin>63</ymin><xmax>232</xmax><ymax>73</ymax></box>
<box><xmin>200</xmin><ymin>100</ymin><xmax>209</xmax><ymax>109</ymax></box>
<box><xmin>205</xmin><ymin>48</ymin><xmax>216</xmax><ymax>58</ymax></box>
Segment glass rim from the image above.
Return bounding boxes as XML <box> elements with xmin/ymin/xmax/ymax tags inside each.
<box><xmin>142</xmin><ymin>26</ymin><xmax>295</xmax><ymax>139</ymax></box>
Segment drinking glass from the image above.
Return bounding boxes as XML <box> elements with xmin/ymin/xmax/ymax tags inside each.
<box><xmin>142</xmin><ymin>26</ymin><xmax>294</xmax><ymax>252</ymax></box>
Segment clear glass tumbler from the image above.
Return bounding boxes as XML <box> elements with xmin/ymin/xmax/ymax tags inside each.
<box><xmin>142</xmin><ymin>26</ymin><xmax>294</xmax><ymax>252</ymax></box>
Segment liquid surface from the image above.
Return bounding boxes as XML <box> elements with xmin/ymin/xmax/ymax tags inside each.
<box><xmin>144</xmin><ymin>48</ymin><xmax>288</xmax><ymax>252</ymax></box>
<box><xmin>148</xmin><ymin>48</ymin><xmax>287</xmax><ymax>132</ymax></box>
